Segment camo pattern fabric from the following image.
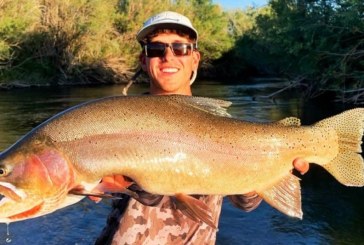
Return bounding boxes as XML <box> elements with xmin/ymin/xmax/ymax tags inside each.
<box><xmin>108</xmin><ymin>195</ymin><xmax>223</xmax><ymax>245</ymax></box>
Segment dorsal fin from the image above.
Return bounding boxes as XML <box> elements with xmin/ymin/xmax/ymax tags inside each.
<box><xmin>258</xmin><ymin>174</ymin><xmax>302</xmax><ymax>219</ymax></box>
<box><xmin>176</xmin><ymin>96</ymin><xmax>232</xmax><ymax>117</ymax></box>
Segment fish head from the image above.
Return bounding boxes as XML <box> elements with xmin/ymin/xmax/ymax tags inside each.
<box><xmin>0</xmin><ymin>140</ymin><xmax>77</xmax><ymax>223</ymax></box>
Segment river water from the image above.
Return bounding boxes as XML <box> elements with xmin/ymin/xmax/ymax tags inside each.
<box><xmin>0</xmin><ymin>81</ymin><xmax>363</xmax><ymax>244</ymax></box>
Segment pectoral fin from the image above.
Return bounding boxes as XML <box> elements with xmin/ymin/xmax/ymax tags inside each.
<box><xmin>258</xmin><ymin>174</ymin><xmax>302</xmax><ymax>219</ymax></box>
<box><xmin>69</xmin><ymin>175</ymin><xmax>137</xmax><ymax>202</ymax></box>
<box><xmin>95</xmin><ymin>175</ymin><xmax>134</xmax><ymax>193</ymax></box>
<box><xmin>228</xmin><ymin>191</ymin><xmax>263</xmax><ymax>212</ymax></box>
<box><xmin>128</xmin><ymin>184</ymin><xmax>164</xmax><ymax>206</ymax></box>
<box><xmin>173</xmin><ymin>193</ymin><xmax>216</xmax><ymax>229</ymax></box>
<box><xmin>69</xmin><ymin>187</ymin><xmax>124</xmax><ymax>200</ymax></box>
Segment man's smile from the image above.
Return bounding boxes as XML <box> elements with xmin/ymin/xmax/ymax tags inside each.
<box><xmin>161</xmin><ymin>67</ymin><xmax>179</xmax><ymax>73</ymax></box>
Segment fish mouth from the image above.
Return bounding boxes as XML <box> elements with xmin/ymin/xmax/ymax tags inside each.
<box><xmin>0</xmin><ymin>182</ymin><xmax>25</xmax><ymax>203</ymax></box>
<box><xmin>0</xmin><ymin>182</ymin><xmax>45</xmax><ymax>222</ymax></box>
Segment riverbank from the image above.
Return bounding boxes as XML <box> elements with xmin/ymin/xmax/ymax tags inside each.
<box><xmin>1</xmin><ymin>76</ymin><xmax>363</xmax><ymax>106</ymax></box>
<box><xmin>1</xmin><ymin>1</ymin><xmax>362</xmax><ymax>104</ymax></box>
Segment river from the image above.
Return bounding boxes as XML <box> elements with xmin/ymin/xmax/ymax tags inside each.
<box><xmin>0</xmin><ymin>80</ymin><xmax>363</xmax><ymax>244</ymax></box>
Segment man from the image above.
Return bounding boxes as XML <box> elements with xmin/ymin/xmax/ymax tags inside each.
<box><xmin>137</xmin><ymin>11</ymin><xmax>199</xmax><ymax>96</ymax></box>
<box><xmin>96</xmin><ymin>11</ymin><xmax>309</xmax><ymax>244</ymax></box>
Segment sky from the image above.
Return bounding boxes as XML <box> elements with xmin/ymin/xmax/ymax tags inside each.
<box><xmin>213</xmin><ymin>0</ymin><xmax>268</xmax><ymax>9</ymax></box>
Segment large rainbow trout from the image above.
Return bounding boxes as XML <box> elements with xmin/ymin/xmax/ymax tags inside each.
<box><xmin>0</xmin><ymin>95</ymin><xmax>363</xmax><ymax>226</ymax></box>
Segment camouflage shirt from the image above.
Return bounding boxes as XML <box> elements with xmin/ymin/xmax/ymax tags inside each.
<box><xmin>96</xmin><ymin>195</ymin><xmax>223</xmax><ymax>245</ymax></box>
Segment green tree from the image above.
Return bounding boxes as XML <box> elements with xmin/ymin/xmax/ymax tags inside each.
<box><xmin>218</xmin><ymin>0</ymin><xmax>363</xmax><ymax>102</ymax></box>
<box><xmin>0</xmin><ymin>0</ymin><xmax>234</xmax><ymax>85</ymax></box>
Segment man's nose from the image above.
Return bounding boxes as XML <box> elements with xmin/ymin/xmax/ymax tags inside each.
<box><xmin>162</xmin><ymin>45</ymin><xmax>175</xmax><ymax>61</ymax></box>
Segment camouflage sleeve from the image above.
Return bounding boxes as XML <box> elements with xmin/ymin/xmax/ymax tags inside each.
<box><xmin>96</xmin><ymin>195</ymin><xmax>223</xmax><ymax>245</ymax></box>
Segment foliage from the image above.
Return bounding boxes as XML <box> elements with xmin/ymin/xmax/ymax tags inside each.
<box><xmin>0</xmin><ymin>0</ymin><xmax>126</xmax><ymax>84</ymax></box>
<box><xmin>217</xmin><ymin>0</ymin><xmax>364</xmax><ymax>102</ymax></box>
<box><xmin>0</xmin><ymin>0</ymin><xmax>362</xmax><ymax>103</ymax></box>
<box><xmin>0</xmin><ymin>0</ymin><xmax>40</xmax><ymax>79</ymax></box>
<box><xmin>0</xmin><ymin>0</ymin><xmax>232</xmax><ymax>85</ymax></box>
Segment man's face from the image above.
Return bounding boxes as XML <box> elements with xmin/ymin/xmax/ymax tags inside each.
<box><xmin>141</xmin><ymin>33</ymin><xmax>200</xmax><ymax>95</ymax></box>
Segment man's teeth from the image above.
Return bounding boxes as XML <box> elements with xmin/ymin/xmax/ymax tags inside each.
<box><xmin>162</xmin><ymin>68</ymin><xmax>178</xmax><ymax>73</ymax></box>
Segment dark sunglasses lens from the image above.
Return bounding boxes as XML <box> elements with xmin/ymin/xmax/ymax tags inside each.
<box><xmin>146</xmin><ymin>43</ymin><xmax>165</xmax><ymax>57</ymax></box>
<box><xmin>171</xmin><ymin>43</ymin><xmax>191</xmax><ymax>56</ymax></box>
<box><xmin>145</xmin><ymin>43</ymin><xmax>193</xmax><ymax>57</ymax></box>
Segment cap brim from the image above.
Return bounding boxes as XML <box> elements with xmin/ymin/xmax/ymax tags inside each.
<box><xmin>137</xmin><ymin>23</ymin><xmax>198</xmax><ymax>43</ymax></box>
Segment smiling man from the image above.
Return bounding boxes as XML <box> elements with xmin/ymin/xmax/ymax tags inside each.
<box><xmin>96</xmin><ymin>11</ymin><xmax>309</xmax><ymax>245</ymax></box>
<box><xmin>138</xmin><ymin>12</ymin><xmax>200</xmax><ymax>95</ymax></box>
<box><xmin>96</xmin><ymin>11</ymin><xmax>223</xmax><ymax>245</ymax></box>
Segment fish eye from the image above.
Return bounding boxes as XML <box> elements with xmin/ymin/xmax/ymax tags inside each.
<box><xmin>0</xmin><ymin>166</ymin><xmax>8</xmax><ymax>177</ymax></box>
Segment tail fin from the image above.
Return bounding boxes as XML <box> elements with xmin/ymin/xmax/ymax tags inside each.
<box><xmin>315</xmin><ymin>108</ymin><xmax>364</xmax><ymax>187</ymax></box>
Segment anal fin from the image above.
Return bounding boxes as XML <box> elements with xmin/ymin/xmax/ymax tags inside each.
<box><xmin>258</xmin><ymin>174</ymin><xmax>302</xmax><ymax>219</ymax></box>
<box><xmin>173</xmin><ymin>193</ymin><xmax>216</xmax><ymax>229</ymax></box>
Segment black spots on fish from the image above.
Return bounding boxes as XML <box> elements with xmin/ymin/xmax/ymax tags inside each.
<box><xmin>253</xmin><ymin>128</ymin><xmax>259</xmax><ymax>135</ymax></box>
<box><xmin>187</xmin><ymin>121</ymin><xmax>194</xmax><ymax>128</ymax></box>
<box><xmin>228</xmin><ymin>141</ymin><xmax>236</xmax><ymax>151</ymax></box>
<box><xmin>163</xmin><ymin>117</ymin><xmax>170</xmax><ymax>125</ymax></box>
<box><xmin>88</xmin><ymin>140</ymin><xmax>98</xmax><ymax>145</ymax></box>
<box><xmin>163</xmin><ymin>148</ymin><xmax>172</xmax><ymax>155</ymax></box>
<box><xmin>55</xmin><ymin>131</ymin><xmax>64</xmax><ymax>141</ymax></box>
<box><xmin>325</xmin><ymin>151</ymin><xmax>364</xmax><ymax>186</ymax></box>
<box><xmin>298</xmin><ymin>138</ymin><xmax>305</xmax><ymax>148</ymax></box>
<box><xmin>290</xmin><ymin>136</ymin><xmax>307</xmax><ymax>149</ymax></box>
<box><xmin>286</xmin><ymin>142</ymin><xmax>295</xmax><ymax>150</ymax></box>
<box><xmin>277</xmin><ymin>117</ymin><xmax>301</xmax><ymax>127</ymax></box>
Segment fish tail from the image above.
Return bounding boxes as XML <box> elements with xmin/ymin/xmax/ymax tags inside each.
<box><xmin>315</xmin><ymin>108</ymin><xmax>364</xmax><ymax>186</ymax></box>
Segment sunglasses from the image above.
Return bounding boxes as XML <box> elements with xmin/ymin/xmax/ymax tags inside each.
<box><xmin>144</xmin><ymin>42</ymin><xmax>197</xmax><ymax>58</ymax></box>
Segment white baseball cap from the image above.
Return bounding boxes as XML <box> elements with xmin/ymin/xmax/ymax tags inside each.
<box><xmin>136</xmin><ymin>11</ymin><xmax>198</xmax><ymax>43</ymax></box>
